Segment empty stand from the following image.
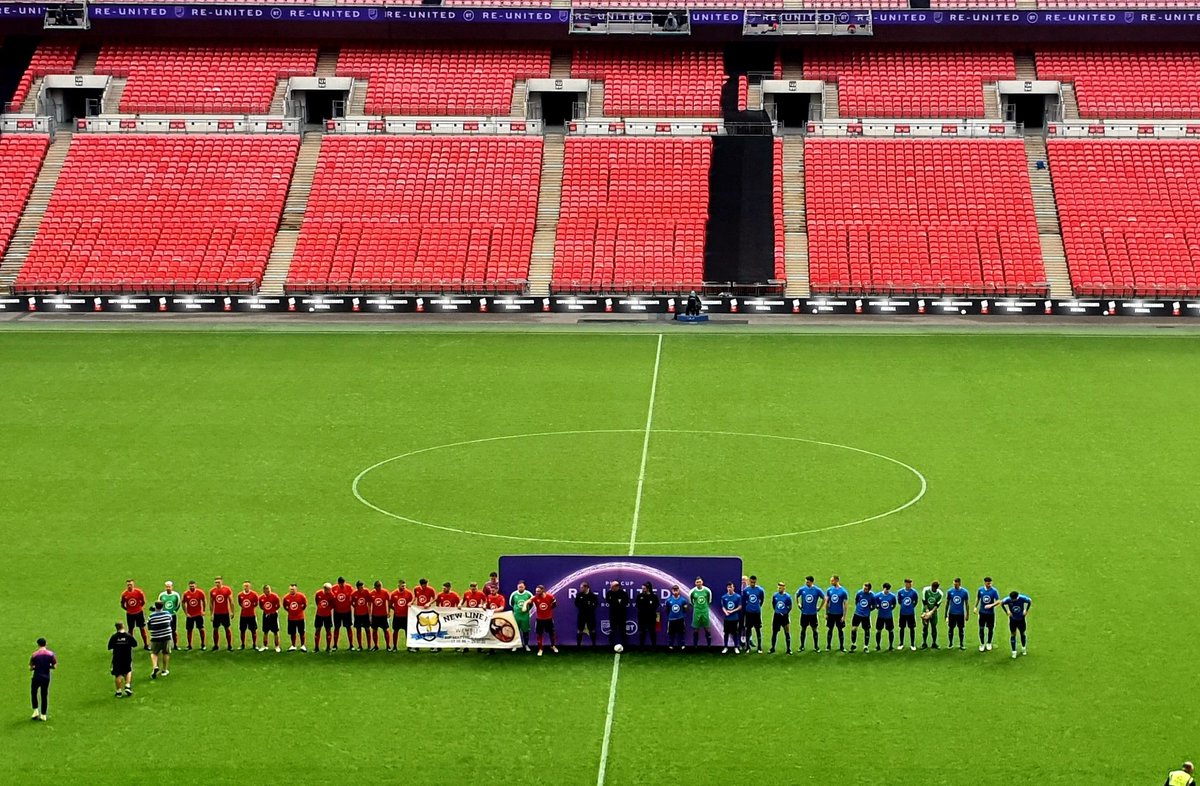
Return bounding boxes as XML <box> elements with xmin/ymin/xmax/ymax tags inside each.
<box><xmin>17</xmin><ymin>135</ymin><xmax>297</xmax><ymax>293</ymax></box>
<box><xmin>94</xmin><ymin>45</ymin><xmax>316</xmax><ymax>114</ymax></box>
<box><xmin>572</xmin><ymin>48</ymin><xmax>724</xmax><ymax>117</ymax></box>
<box><xmin>7</xmin><ymin>43</ymin><xmax>78</xmax><ymax>112</ymax></box>
<box><xmin>287</xmin><ymin>136</ymin><xmax>542</xmax><ymax>293</ymax></box>
<box><xmin>1036</xmin><ymin>49</ymin><xmax>1200</xmax><ymax>119</ymax></box>
<box><xmin>806</xmin><ymin>139</ymin><xmax>1045</xmax><ymax>295</ymax></box>
<box><xmin>805</xmin><ymin>48</ymin><xmax>1015</xmax><ymax>119</ymax></box>
<box><xmin>553</xmin><ymin>137</ymin><xmax>710</xmax><ymax>293</ymax></box>
<box><xmin>0</xmin><ymin>135</ymin><xmax>51</xmax><ymax>266</ymax></box>
<box><xmin>1050</xmin><ymin>141</ymin><xmax>1200</xmax><ymax>297</ymax></box>
<box><xmin>337</xmin><ymin>46</ymin><xmax>549</xmax><ymax>116</ymax></box>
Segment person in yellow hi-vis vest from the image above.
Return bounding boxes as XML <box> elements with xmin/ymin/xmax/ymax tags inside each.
<box><xmin>1165</xmin><ymin>761</ymin><xmax>1195</xmax><ymax>786</ymax></box>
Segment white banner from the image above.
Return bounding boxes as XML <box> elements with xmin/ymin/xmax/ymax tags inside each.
<box><xmin>406</xmin><ymin>608</ymin><xmax>523</xmax><ymax>650</ymax></box>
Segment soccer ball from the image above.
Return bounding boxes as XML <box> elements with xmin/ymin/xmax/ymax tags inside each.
<box><xmin>613</xmin><ymin>644</ymin><xmax>624</xmax><ymax>654</ymax></box>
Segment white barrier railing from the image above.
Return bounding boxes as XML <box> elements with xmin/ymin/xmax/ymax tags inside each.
<box><xmin>0</xmin><ymin>114</ymin><xmax>52</xmax><ymax>133</ymax></box>
<box><xmin>329</xmin><ymin>116</ymin><xmax>542</xmax><ymax>134</ymax></box>
<box><xmin>568</xmin><ymin>119</ymin><xmax>725</xmax><ymax>135</ymax></box>
<box><xmin>77</xmin><ymin>115</ymin><xmax>301</xmax><ymax>134</ymax></box>
<box><xmin>804</xmin><ymin>119</ymin><xmax>1021</xmax><ymax>137</ymax></box>
<box><xmin>1047</xmin><ymin>120</ymin><xmax>1200</xmax><ymax>138</ymax></box>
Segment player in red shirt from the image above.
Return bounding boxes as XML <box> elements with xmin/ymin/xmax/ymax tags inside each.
<box><xmin>435</xmin><ymin>582</ymin><xmax>461</xmax><ymax>608</ymax></box>
<box><xmin>389</xmin><ymin>580</ymin><xmax>414</xmax><ymax>653</ymax></box>
<box><xmin>210</xmin><ymin>577</ymin><xmax>235</xmax><ymax>651</ymax></box>
<box><xmin>331</xmin><ymin>577</ymin><xmax>354</xmax><ymax>650</ymax></box>
<box><xmin>237</xmin><ymin>582</ymin><xmax>260</xmax><ymax>651</ymax></box>
<box><xmin>462</xmin><ymin>583</ymin><xmax>486</xmax><ymax>609</ymax></box>
<box><xmin>485</xmin><ymin>585</ymin><xmax>506</xmax><ymax>611</ymax></box>
<box><xmin>120</xmin><ymin>579</ymin><xmax>149</xmax><ymax>649</ymax></box>
<box><xmin>351</xmin><ymin>581</ymin><xmax>373</xmax><ymax>651</ymax></box>
<box><xmin>283</xmin><ymin>583</ymin><xmax>308</xmax><ymax>652</ymax></box>
<box><xmin>370</xmin><ymin>580</ymin><xmax>390</xmax><ymax>651</ymax></box>
<box><xmin>259</xmin><ymin>584</ymin><xmax>282</xmax><ymax>653</ymax></box>
<box><xmin>182</xmin><ymin>580</ymin><xmax>207</xmax><ymax>650</ymax></box>
<box><xmin>313</xmin><ymin>582</ymin><xmax>334</xmax><ymax>652</ymax></box>
<box><xmin>413</xmin><ymin>578</ymin><xmax>436</xmax><ymax>609</ymax></box>
<box><xmin>527</xmin><ymin>585</ymin><xmax>559</xmax><ymax>656</ymax></box>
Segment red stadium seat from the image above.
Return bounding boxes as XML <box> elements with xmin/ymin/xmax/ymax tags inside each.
<box><xmin>6</xmin><ymin>44</ymin><xmax>78</xmax><ymax>112</ymax></box>
<box><xmin>0</xmin><ymin>136</ymin><xmax>51</xmax><ymax>256</ymax></box>
<box><xmin>572</xmin><ymin>48</ymin><xmax>724</xmax><ymax>118</ymax></box>
<box><xmin>1037</xmin><ymin>48</ymin><xmax>1200</xmax><ymax>119</ymax></box>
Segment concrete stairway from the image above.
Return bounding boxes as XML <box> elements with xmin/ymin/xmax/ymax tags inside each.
<box><xmin>1060</xmin><ymin>83</ymin><xmax>1082</xmax><ymax>120</ymax></box>
<box><xmin>1024</xmin><ymin>136</ymin><xmax>1073</xmax><ymax>299</ymax></box>
<box><xmin>269</xmin><ymin>79</ymin><xmax>289</xmax><ymax>115</ymax></box>
<box><xmin>348</xmin><ymin>79</ymin><xmax>368</xmax><ymax>115</ymax></box>
<box><xmin>74</xmin><ymin>45</ymin><xmax>99</xmax><ymax>75</ymax></box>
<box><xmin>510</xmin><ymin>80</ymin><xmax>527</xmax><ymax>118</ymax></box>
<box><xmin>823</xmin><ymin>82</ymin><xmax>840</xmax><ymax>120</ymax></box>
<box><xmin>260</xmin><ymin>131</ymin><xmax>323</xmax><ymax>296</ymax></box>
<box><xmin>0</xmin><ymin>133</ymin><xmax>72</xmax><ymax>294</ymax></box>
<box><xmin>983</xmin><ymin>82</ymin><xmax>1001</xmax><ymax>119</ymax></box>
<box><xmin>781</xmin><ymin>137</ymin><xmax>810</xmax><ymax>297</ymax></box>
<box><xmin>1014</xmin><ymin>51</ymin><xmax>1038</xmax><ymax>81</ymax></box>
<box><xmin>102</xmin><ymin>77</ymin><xmax>128</xmax><ymax>114</ymax></box>
<box><xmin>20</xmin><ymin>78</ymin><xmax>43</xmax><ymax>113</ymax></box>
<box><xmin>588</xmin><ymin>82</ymin><xmax>605</xmax><ymax>117</ymax></box>
<box><xmin>528</xmin><ymin>132</ymin><xmax>565</xmax><ymax>296</ymax></box>
<box><xmin>747</xmin><ymin>81</ymin><xmax>763</xmax><ymax>112</ymax></box>
<box><xmin>780</xmin><ymin>53</ymin><xmax>803</xmax><ymax>80</ymax></box>
<box><xmin>315</xmin><ymin>49</ymin><xmax>338</xmax><ymax>78</ymax></box>
<box><xmin>550</xmin><ymin>51</ymin><xmax>572</xmax><ymax>79</ymax></box>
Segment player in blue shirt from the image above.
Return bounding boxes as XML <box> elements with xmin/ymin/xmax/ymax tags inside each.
<box><xmin>850</xmin><ymin>582</ymin><xmax>875</xmax><ymax>653</ymax></box>
<box><xmin>873</xmin><ymin>582</ymin><xmax>898</xmax><ymax>652</ymax></box>
<box><xmin>1000</xmin><ymin>590</ymin><xmax>1032</xmax><ymax>659</ymax></box>
<box><xmin>741</xmin><ymin>575</ymin><xmax>766</xmax><ymax>654</ymax></box>
<box><xmin>896</xmin><ymin>578</ymin><xmax>920</xmax><ymax>652</ymax></box>
<box><xmin>664</xmin><ymin>585</ymin><xmax>690</xmax><ymax>650</ymax></box>
<box><xmin>976</xmin><ymin>576</ymin><xmax>1001</xmax><ymax>652</ymax></box>
<box><xmin>945</xmin><ymin>577</ymin><xmax>970</xmax><ymax>650</ymax></box>
<box><xmin>795</xmin><ymin>576</ymin><xmax>825</xmax><ymax>653</ymax></box>
<box><xmin>720</xmin><ymin>582</ymin><xmax>742</xmax><ymax>654</ymax></box>
<box><xmin>825</xmin><ymin>575</ymin><xmax>850</xmax><ymax>652</ymax></box>
<box><xmin>770</xmin><ymin>582</ymin><xmax>793</xmax><ymax>655</ymax></box>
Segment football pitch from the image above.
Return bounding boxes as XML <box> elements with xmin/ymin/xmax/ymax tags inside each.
<box><xmin>2</xmin><ymin>325</ymin><xmax>1198</xmax><ymax>785</ymax></box>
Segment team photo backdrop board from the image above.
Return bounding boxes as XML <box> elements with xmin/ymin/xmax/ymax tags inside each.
<box><xmin>498</xmin><ymin>555</ymin><xmax>744</xmax><ymax>648</ymax></box>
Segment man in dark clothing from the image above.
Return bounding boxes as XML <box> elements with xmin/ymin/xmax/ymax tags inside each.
<box><xmin>635</xmin><ymin>582</ymin><xmax>660</xmax><ymax>648</ymax></box>
<box><xmin>574</xmin><ymin>583</ymin><xmax>600</xmax><ymax>646</ymax></box>
<box><xmin>108</xmin><ymin>622</ymin><xmax>137</xmax><ymax>698</ymax></box>
<box><xmin>605</xmin><ymin>581</ymin><xmax>630</xmax><ymax>649</ymax></box>
<box><xmin>685</xmin><ymin>290</ymin><xmax>702</xmax><ymax>317</ymax></box>
<box><xmin>29</xmin><ymin>638</ymin><xmax>56</xmax><ymax>721</ymax></box>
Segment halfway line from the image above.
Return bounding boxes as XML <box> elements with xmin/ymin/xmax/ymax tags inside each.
<box><xmin>597</xmin><ymin>331</ymin><xmax>663</xmax><ymax>786</ymax></box>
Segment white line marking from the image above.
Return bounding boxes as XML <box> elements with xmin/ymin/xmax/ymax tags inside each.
<box><xmin>597</xmin><ymin>332</ymin><xmax>662</xmax><ymax>786</ymax></box>
<box><xmin>351</xmin><ymin>429</ymin><xmax>927</xmax><ymax>546</ymax></box>
<box><xmin>627</xmin><ymin>332</ymin><xmax>662</xmax><ymax>557</ymax></box>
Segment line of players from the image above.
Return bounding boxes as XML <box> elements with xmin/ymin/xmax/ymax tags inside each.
<box><xmin>118</xmin><ymin>573</ymin><xmax>1033</xmax><ymax>658</ymax></box>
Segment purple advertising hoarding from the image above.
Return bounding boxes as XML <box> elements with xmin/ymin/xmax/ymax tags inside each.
<box><xmin>498</xmin><ymin>554</ymin><xmax>743</xmax><ymax>648</ymax></box>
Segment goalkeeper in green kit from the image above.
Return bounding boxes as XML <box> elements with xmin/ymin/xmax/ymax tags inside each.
<box><xmin>690</xmin><ymin>577</ymin><xmax>713</xmax><ymax>647</ymax></box>
<box><xmin>920</xmin><ymin>580</ymin><xmax>944</xmax><ymax>649</ymax></box>
<box><xmin>509</xmin><ymin>580</ymin><xmax>533</xmax><ymax>652</ymax></box>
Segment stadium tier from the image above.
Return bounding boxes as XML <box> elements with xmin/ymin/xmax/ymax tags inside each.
<box><xmin>804</xmin><ymin>48</ymin><xmax>1016</xmax><ymax>119</ymax></box>
<box><xmin>552</xmin><ymin>137</ymin><xmax>710</xmax><ymax>293</ymax></box>
<box><xmin>1049</xmin><ymin>141</ymin><xmax>1200</xmax><ymax>298</ymax></box>
<box><xmin>0</xmin><ymin>135</ymin><xmax>50</xmax><ymax>258</ymax></box>
<box><xmin>572</xmin><ymin>48</ymin><xmax>724</xmax><ymax>117</ymax></box>
<box><xmin>16</xmin><ymin>135</ymin><xmax>298</xmax><ymax>293</ymax></box>
<box><xmin>287</xmin><ymin>137</ymin><xmax>541</xmax><ymax>293</ymax></box>
<box><xmin>94</xmin><ymin>45</ymin><xmax>317</xmax><ymax>114</ymax></box>
<box><xmin>805</xmin><ymin>139</ymin><xmax>1045</xmax><ymax>296</ymax></box>
<box><xmin>1036</xmin><ymin>48</ymin><xmax>1200</xmax><ymax>119</ymax></box>
<box><xmin>5</xmin><ymin>43</ymin><xmax>76</xmax><ymax>112</ymax></box>
<box><xmin>336</xmin><ymin>46</ymin><xmax>549</xmax><ymax>116</ymax></box>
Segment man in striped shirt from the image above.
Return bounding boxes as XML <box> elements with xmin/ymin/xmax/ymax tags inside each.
<box><xmin>148</xmin><ymin>602</ymin><xmax>174</xmax><ymax>679</ymax></box>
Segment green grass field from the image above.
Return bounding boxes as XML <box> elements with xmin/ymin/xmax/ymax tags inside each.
<box><xmin>2</xmin><ymin>327</ymin><xmax>1198</xmax><ymax>785</ymax></box>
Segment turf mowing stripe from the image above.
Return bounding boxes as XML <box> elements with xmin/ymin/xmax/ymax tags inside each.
<box><xmin>598</xmin><ymin>332</ymin><xmax>663</xmax><ymax>786</ymax></box>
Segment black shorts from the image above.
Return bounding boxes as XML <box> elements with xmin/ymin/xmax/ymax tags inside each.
<box><xmin>262</xmin><ymin>614</ymin><xmax>279</xmax><ymax>634</ymax></box>
<box><xmin>111</xmin><ymin>661</ymin><xmax>132</xmax><ymax>677</ymax></box>
<box><xmin>899</xmin><ymin>615</ymin><xmax>916</xmax><ymax>630</ymax></box>
<box><xmin>800</xmin><ymin>614</ymin><xmax>818</xmax><ymax>629</ymax></box>
<box><xmin>126</xmin><ymin>612</ymin><xmax>146</xmax><ymax>630</ymax></box>
<box><xmin>948</xmin><ymin>615</ymin><xmax>965</xmax><ymax>630</ymax></box>
<box><xmin>354</xmin><ymin>614</ymin><xmax>371</xmax><ymax>630</ymax></box>
<box><xmin>744</xmin><ymin>611</ymin><xmax>762</xmax><ymax>629</ymax></box>
<box><xmin>979</xmin><ymin>615</ymin><xmax>996</xmax><ymax>630</ymax></box>
<box><xmin>372</xmin><ymin>616</ymin><xmax>388</xmax><ymax>630</ymax></box>
<box><xmin>826</xmin><ymin>614</ymin><xmax>845</xmax><ymax>629</ymax></box>
<box><xmin>851</xmin><ymin>615</ymin><xmax>871</xmax><ymax>629</ymax></box>
<box><xmin>667</xmin><ymin>618</ymin><xmax>686</xmax><ymax>635</ymax></box>
<box><xmin>577</xmin><ymin>616</ymin><xmax>597</xmax><ymax>633</ymax></box>
<box><xmin>186</xmin><ymin>616</ymin><xmax>205</xmax><ymax>631</ymax></box>
<box><xmin>213</xmin><ymin>613</ymin><xmax>231</xmax><ymax>629</ymax></box>
<box><xmin>772</xmin><ymin>613</ymin><xmax>790</xmax><ymax>631</ymax></box>
<box><xmin>535</xmin><ymin>619</ymin><xmax>555</xmax><ymax>635</ymax></box>
<box><xmin>1009</xmin><ymin>618</ymin><xmax>1027</xmax><ymax>634</ymax></box>
<box><xmin>875</xmin><ymin>618</ymin><xmax>895</xmax><ymax>631</ymax></box>
<box><xmin>392</xmin><ymin>616</ymin><xmax>407</xmax><ymax>632</ymax></box>
<box><xmin>334</xmin><ymin>611</ymin><xmax>352</xmax><ymax>629</ymax></box>
<box><xmin>239</xmin><ymin>617</ymin><xmax>258</xmax><ymax>633</ymax></box>
<box><xmin>288</xmin><ymin>619</ymin><xmax>305</xmax><ymax>637</ymax></box>
<box><xmin>315</xmin><ymin>616</ymin><xmax>332</xmax><ymax>631</ymax></box>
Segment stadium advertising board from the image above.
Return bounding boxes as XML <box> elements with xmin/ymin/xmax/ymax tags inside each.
<box><xmin>498</xmin><ymin>555</ymin><xmax>743</xmax><ymax>648</ymax></box>
<box><xmin>406</xmin><ymin>608</ymin><xmax>524</xmax><ymax>650</ymax></box>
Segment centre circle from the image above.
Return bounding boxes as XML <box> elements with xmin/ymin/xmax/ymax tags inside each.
<box><xmin>352</xmin><ymin>429</ymin><xmax>927</xmax><ymax>546</ymax></box>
